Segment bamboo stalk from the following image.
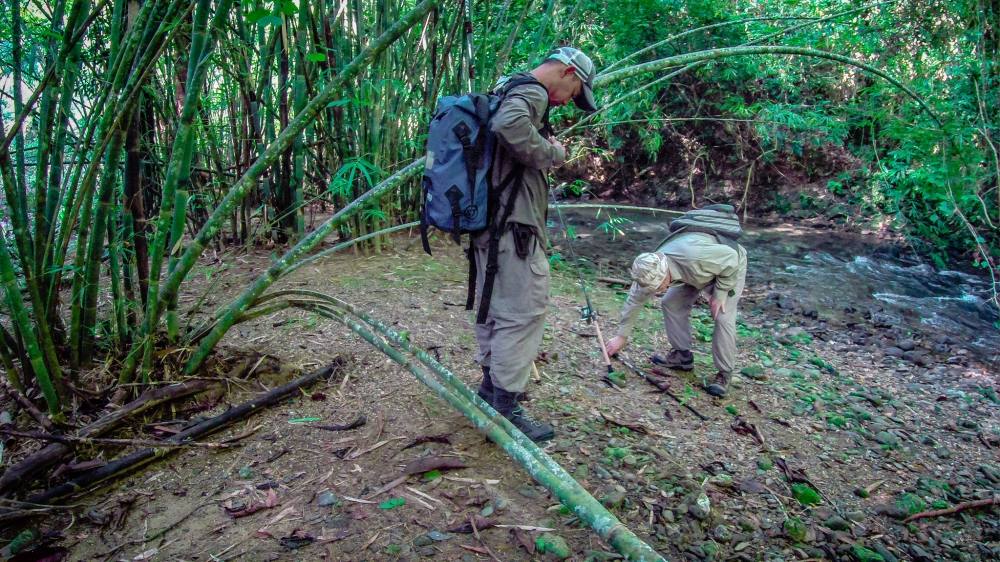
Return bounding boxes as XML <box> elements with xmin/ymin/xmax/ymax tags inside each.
<box><xmin>259</xmin><ymin>295</ymin><xmax>665</xmax><ymax>562</ymax></box>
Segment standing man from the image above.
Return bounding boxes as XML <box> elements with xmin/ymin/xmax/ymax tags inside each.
<box><xmin>474</xmin><ymin>47</ymin><xmax>598</xmax><ymax>442</ymax></box>
<box><xmin>605</xmin><ymin>205</ymin><xmax>748</xmax><ymax>397</ymax></box>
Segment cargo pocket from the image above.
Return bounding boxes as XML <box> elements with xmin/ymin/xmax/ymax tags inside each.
<box><xmin>526</xmin><ymin>247</ymin><xmax>550</xmax><ymax>313</ymax></box>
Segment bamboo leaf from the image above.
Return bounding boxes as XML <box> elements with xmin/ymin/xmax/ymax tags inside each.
<box><xmin>246</xmin><ymin>8</ymin><xmax>269</xmax><ymax>23</ymax></box>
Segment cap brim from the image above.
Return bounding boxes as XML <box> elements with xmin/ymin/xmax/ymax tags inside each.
<box><xmin>573</xmin><ymin>83</ymin><xmax>598</xmax><ymax>113</ymax></box>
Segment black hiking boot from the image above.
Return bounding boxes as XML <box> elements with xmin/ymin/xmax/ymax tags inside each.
<box><xmin>476</xmin><ymin>366</ymin><xmax>494</xmax><ymax>403</ymax></box>
<box><xmin>492</xmin><ymin>387</ymin><xmax>555</xmax><ymax>443</ymax></box>
<box><xmin>650</xmin><ymin>349</ymin><xmax>694</xmax><ymax>371</ymax></box>
<box><xmin>706</xmin><ymin>371</ymin><xmax>732</xmax><ymax>397</ymax></box>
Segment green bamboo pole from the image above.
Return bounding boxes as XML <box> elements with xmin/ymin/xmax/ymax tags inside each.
<box><xmin>164</xmin><ymin>188</ymin><xmax>189</xmax><ymax>343</ymax></box>
<box><xmin>180</xmin><ymin>158</ymin><xmax>424</xmax><ymax>374</ymax></box>
<box><xmin>32</xmin><ymin>0</ymin><xmax>71</xmax><ymax>285</ymax></box>
<box><xmin>106</xmin><ymin>211</ymin><xmax>128</xmax><ymax>348</ymax></box>
<box><xmin>10</xmin><ymin>0</ymin><xmax>26</xmax><ymax>192</ymax></box>
<box><xmin>79</xmin><ymin>129</ymin><xmax>127</xmax><ymax>364</ymax></box>
<box><xmin>594</xmin><ymin>45</ymin><xmax>941</xmax><ymax>126</ymax></box>
<box><xmin>252</xmin><ymin>295</ymin><xmax>664</xmax><ymax>561</ymax></box>
<box><xmin>129</xmin><ymin>0</ymin><xmax>235</xmax><ymax>382</ymax></box>
<box><xmin>0</xmin><ymin>226</ymin><xmax>60</xmax><ymax>415</ymax></box>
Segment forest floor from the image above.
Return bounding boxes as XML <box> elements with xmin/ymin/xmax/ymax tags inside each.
<box><xmin>26</xmin><ymin>220</ymin><xmax>1000</xmax><ymax>562</ymax></box>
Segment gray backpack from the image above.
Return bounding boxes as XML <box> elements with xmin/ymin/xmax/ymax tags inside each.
<box><xmin>660</xmin><ymin>204</ymin><xmax>743</xmax><ymax>251</ymax></box>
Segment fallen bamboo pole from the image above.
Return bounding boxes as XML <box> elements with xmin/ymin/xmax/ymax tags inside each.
<box><xmin>252</xmin><ymin>291</ymin><xmax>665</xmax><ymax>561</ymax></box>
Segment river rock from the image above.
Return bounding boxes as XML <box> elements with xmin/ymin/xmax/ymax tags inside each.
<box><xmin>874</xmin><ymin>503</ymin><xmax>908</xmax><ymax>520</ymax></box>
<box><xmin>712</xmin><ymin>524</ymin><xmax>733</xmax><ymax>542</ymax></box>
<box><xmin>908</xmin><ymin>544</ymin><xmax>934</xmax><ymax>561</ymax></box>
<box><xmin>884</xmin><ymin>346</ymin><xmax>905</xmax><ymax>358</ymax></box>
<box><xmin>316</xmin><ymin>490</ymin><xmax>339</xmax><ymax>507</ymax></box>
<box><xmin>600</xmin><ymin>487</ymin><xmax>627</xmax><ymax>509</ymax></box>
<box><xmin>896</xmin><ymin>338</ymin><xmax>916</xmax><ymax>351</ymax></box>
<box><xmin>689</xmin><ymin>492</ymin><xmax>711</xmax><ymax>520</ymax></box>
<box><xmin>822</xmin><ymin>515</ymin><xmax>850</xmax><ymax>531</ymax></box>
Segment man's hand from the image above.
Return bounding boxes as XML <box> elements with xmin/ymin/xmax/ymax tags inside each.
<box><xmin>606</xmin><ymin>335</ymin><xmax>627</xmax><ymax>357</ymax></box>
<box><xmin>709</xmin><ymin>295</ymin><xmax>726</xmax><ymax>319</ymax></box>
<box><xmin>550</xmin><ymin>139</ymin><xmax>566</xmax><ymax>164</ymax></box>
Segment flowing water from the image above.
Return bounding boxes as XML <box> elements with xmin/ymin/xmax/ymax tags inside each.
<box><xmin>553</xmin><ymin>207</ymin><xmax>1000</xmax><ymax>365</ymax></box>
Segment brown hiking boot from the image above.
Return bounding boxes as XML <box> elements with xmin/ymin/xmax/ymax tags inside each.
<box><xmin>706</xmin><ymin>371</ymin><xmax>732</xmax><ymax>397</ymax></box>
<box><xmin>650</xmin><ymin>349</ymin><xmax>694</xmax><ymax>371</ymax></box>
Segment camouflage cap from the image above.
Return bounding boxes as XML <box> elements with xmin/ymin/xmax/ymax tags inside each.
<box><xmin>546</xmin><ymin>46</ymin><xmax>598</xmax><ymax>112</ymax></box>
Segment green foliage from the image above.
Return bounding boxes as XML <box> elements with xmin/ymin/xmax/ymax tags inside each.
<box><xmin>895</xmin><ymin>492</ymin><xmax>926</xmax><ymax>516</ymax></box>
<box><xmin>791</xmin><ymin>483</ymin><xmax>822</xmax><ymax>506</ymax></box>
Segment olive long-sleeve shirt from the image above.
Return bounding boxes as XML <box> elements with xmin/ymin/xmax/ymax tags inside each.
<box><xmin>489</xmin><ymin>75</ymin><xmax>565</xmax><ymax>246</ymax></box>
<box><xmin>615</xmin><ymin>232</ymin><xmax>747</xmax><ymax>339</ymax></box>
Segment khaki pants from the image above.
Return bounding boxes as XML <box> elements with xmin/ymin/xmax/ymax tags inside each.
<box><xmin>661</xmin><ymin>249</ymin><xmax>747</xmax><ymax>373</ymax></box>
<box><xmin>472</xmin><ymin>227</ymin><xmax>549</xmax><ymax>393</ymax></box>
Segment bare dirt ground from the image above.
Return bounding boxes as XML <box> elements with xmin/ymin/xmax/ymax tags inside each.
<box><xmin>15</xmin><ymin>226</ymin><xmax>1000</xmax><ymax>561</ymax></box>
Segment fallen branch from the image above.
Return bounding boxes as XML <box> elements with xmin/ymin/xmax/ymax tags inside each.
<box><xmin>617</xmin><ymin>356</ymin><xmax>709</xmax><ymax>421</ymax></box>
<box><xmin>0</xmin><ymin>428</ymin><xmax>236</xmax><ymax>449</ymax></box>
<box><xmin>0</xmin><ymin>378</ymin><xmax>217</xmax><ymax>496</ymax></box>
<box><xmin>2</xmin><ymin>381</ymin><xmax>55</xmax><ymax>432</ymax></box>
<box><xmin>0</xmin><ymin>360</ymin><xmax>343</xmax><ymax>526</ymax></box>
<box><xmin>310</xmin><ymin>414</ymin><xmax>366</xmax><ymax>431</ymax></box>
<box><xmin>598</xmin><ymin>276</ymin><xmax>631</xmax><ymax>286</ymax></box>
<box><xmin>903</xmin><ymin>497</ymin><xmax>998</xmax><ymax>523</ymax></box>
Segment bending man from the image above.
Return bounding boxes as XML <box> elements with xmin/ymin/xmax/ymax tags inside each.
<box><xmin>606</xmin><ymin>205</ymin><xmax>748</xmax><ymax>397</ymax></box>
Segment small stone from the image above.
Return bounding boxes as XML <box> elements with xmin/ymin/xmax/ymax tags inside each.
<box><xmin>740</xmin><ymin>364</ymin><xmax>767</xmax><ymax>380</ymax></box>
<box><xmin>756</xmin><ymin>456</ymin><xmax>774</xmax><ymax>471</ymax></box>
<box><xmin>417</xmin><ymin>546</ymin><xmax>437</xmax><ymax>557</ymax></box>
<box><xmin>822</xmin><ymin>515</ymin><xmax>850</xmax><ymax>531</ymax></box>
<box><xmin>495</xmin><ymin>497</ymin><xmax>510</xmax><ymax>511</ymax></box>
<box><xmin>873</xmin><ymin>503</ymin><xmax>907</xmax><ymax>520</ymax></box>
<box><xmin>688</xmin><ymin>492</ymin><xmax>711</xmax><ymax>520</ymax></box>
<box><xmin>846</xmin><ymin>510</ymin><xmax>866</xmax><ymax>522</ymax></box>
<box><xmin>479</xmin><ymin>503</ymin><xmax>494</xmax><ymax>517</ymax></box>
<box><xmin>712</xmin><ymin>524</ymin><xmax>732</xmax><ymax>542</ymax></box>
<box><xmin>884</xmin><ymin>346</ymin><xmax>905</xmax><ymax>358</ymax></box>
<box><xmin>518</xmin><ymin>485</ymin><xmax>541</xmax><ymax>499</ymax></box>
<box><xmin>875</xmin><ymin>431</ymin><xmax>900</xmax><ymax>447</ymax></box>
<box><xmin>413</xmin><ymin>535</ymin><xmax>434</xmax><ymax>547</ymax></box>
<box><xmin>600</xmin><ymin>489</ymin><xmax>627</xmax><ymax>509</ymax></box>
<box><xmin>737</xmin><ymin>516</ymin><xmax>758</xmax><ymax>532</ymax></box>
<box><xmin>535</xmin><ymin>533</ymin><xmax>571</xmax><ymax>559</ymax></box>
<box><xmin>316</xmin><ymin>490</ymin><xmax>338</xmax><ymax>507</ymax></box>
<box><xmin>897</xmin><ymin>339</ymin><xmax>915</xmax><ymax>351</ymax></box>
<box><xmin>935</xmin><ymin>447</ymin><xmax>952</xmax><ymax>459</ymax></box>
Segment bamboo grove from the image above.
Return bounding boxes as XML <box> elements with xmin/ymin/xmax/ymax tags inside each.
<box><xmin>1</xmin><ymin>0</ymin><xmax>997</xmax><ymax>421</ymax></box>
